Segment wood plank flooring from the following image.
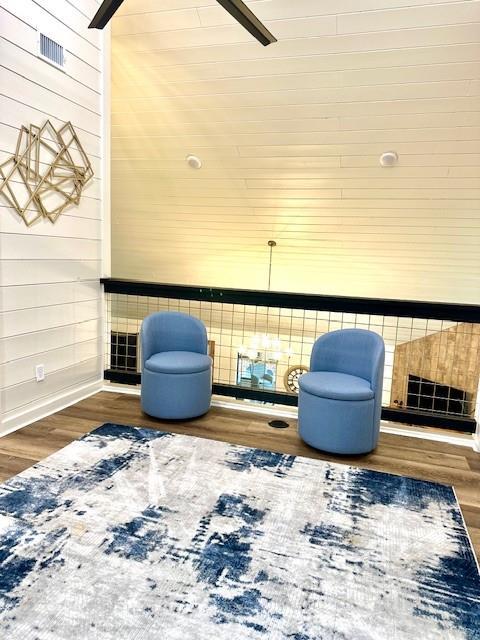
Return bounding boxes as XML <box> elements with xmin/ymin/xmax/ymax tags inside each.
<box><xmin>0</xmin><ymin>391</ymin><xmax>479</xmax><ymax>561</ymax></box>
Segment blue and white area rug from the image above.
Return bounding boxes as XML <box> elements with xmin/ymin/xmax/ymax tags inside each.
<box><xmin>0</xmin><ymin>424</ymin><xmax>479</xmax><ymax>639</ymax></box>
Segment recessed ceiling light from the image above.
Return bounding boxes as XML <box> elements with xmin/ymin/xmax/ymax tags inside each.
<box><xmin>380</xmin><ymin>151</ymin><xmax>399</xmax><ymax>167</ymax></box>
<box><xmin>186</xmin><ymin>155</ymin><xmax>202</xmax><ymax>169</ymax></box>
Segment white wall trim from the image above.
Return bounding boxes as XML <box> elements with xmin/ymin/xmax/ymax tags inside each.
<box><xmin>102</xmin><ymin>383</ymin><xmax>478</xmax><ymax>451</ymax></box>
<box><xmin>0</xmin><ymin>378</ymin><xmax>103</xmax><ymax>438</ymax></box>
<box><xmin>101</xmin><ymin>24</ymin><xmax>111</xmax><ymax>279</ymax></box>
<box><xmin>379</xmin><ymin>423</ymin><xmax>476</xmax><ymax>450</ymax></box>
<box><xmin>100</xmin><ymin>24</ymin><xmax>111</xmax><ymax>393</ymax></box>
<box><xmin>212</xmin><ymin>398</ymin><xmax>298</xmax><ymax>420</ymax></box>
<box><xmin>473</xmin><ymin>436</ymin><xmax>480</xmax><ymax>453</ymax></box>
<box><xmin>103</xmin><ymin>382</ymin><xmax>141</xmax><ymax>396</ymax></box>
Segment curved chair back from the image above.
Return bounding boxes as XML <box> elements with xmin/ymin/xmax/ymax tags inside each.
<box><xmin>300</xmin><ymin>329</ymin><xmax>385</xmax><ymax>453</ymax></box>
<box><xmin>141</xmin><ymin>312</ymin><xmax>208</xmax><ymax>368</ymax></box>
<box><xmin>310</xmin><ymin>328</ymin><xmax>385</xmax><ymax>395</ymax></box>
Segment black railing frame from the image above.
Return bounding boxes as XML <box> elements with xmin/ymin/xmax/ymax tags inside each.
<box><xmin>102</xmin><ymin>278</ymin><xmax>480</xmax><ymax>433</ymax></box>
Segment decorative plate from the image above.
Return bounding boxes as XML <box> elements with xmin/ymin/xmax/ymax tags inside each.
<box><xmin>284</xmin><ymin>364</ymin><xmax>309</xmax><ymax>393</ymax></box>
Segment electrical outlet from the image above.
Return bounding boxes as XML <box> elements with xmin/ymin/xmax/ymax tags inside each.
<box><xmin>35</xmin><ymin>364</ymin><xmax>45</xmax><ymax>382</ymax></box>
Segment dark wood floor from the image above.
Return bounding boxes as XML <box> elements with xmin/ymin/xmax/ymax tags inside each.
<box><xmin>1</xmin><ymin>391</ymin><xmax>479</xmax><ymax>560</ymax></box>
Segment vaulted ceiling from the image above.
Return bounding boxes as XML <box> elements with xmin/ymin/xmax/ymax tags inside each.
<box><xmin>111</xmin><ymin>0</ymin><xmax>480</xmax><ymax>303</ymax></box>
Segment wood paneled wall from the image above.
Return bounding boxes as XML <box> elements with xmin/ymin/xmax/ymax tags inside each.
<box><xmin>0</xmin><ymin>1</ymin><xmax>105</xmax><ymax>432</ymax></box>
<box><xmin>111</xmin><ymin>0</ymin><xmax>480</xmax><ymax>303</ymax></box>
<box><xmin>391</xmin><ymin>323</ymin><xmax>480</xmax><ymax>414</ymax></box>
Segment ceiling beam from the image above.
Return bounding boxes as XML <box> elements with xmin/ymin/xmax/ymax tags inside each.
<box><xmin>88</xmin><ymin>0</ymin><xmax>125</xmax><ymax>30</ymax></box>
<box><xmin>88</xmin><ymin>0</ymin><xmax>277</xmax><ymax>46</ymax></box>
<box><xmin>215</xmin><ymin>0</ymin><xmax>276</xmax><ymax>46</ymax></box>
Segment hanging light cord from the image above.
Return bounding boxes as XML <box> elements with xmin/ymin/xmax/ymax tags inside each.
<box><xmin>267</xmin><ymin>240</ymin><xmax>276</xmax><ymax>291</ymax></box>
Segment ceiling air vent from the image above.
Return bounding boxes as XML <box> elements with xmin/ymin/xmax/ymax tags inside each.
<box><xmin>38</xmin><ymin>33</ymin><xmax>65</xmax><ymax>69</ymax></box>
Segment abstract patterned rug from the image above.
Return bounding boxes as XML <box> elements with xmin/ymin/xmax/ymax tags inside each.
<box><xmin>0</xmin><ymin>424</ymin><xmax>479</xmax><ymax>639</ymax></box>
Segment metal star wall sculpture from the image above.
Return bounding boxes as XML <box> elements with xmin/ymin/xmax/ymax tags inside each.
<box><xmin>0</xmin><ymin>120</ymin><xmax>93</xmax><ymax>226</ymax></box>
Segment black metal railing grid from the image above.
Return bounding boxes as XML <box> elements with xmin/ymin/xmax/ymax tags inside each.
<box><xmin>102</xmin><ymin>279</ymin><xmax>480</xmax><ymax>433</ymax></box>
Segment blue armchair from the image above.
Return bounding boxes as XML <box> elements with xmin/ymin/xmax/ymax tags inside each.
<box><xmin>140</xmin><ymin>312</ymin><xmax>212</xmax><ymax>420</ymax></box>
<box><xmin>298</xmin><ymin>329</ymin><xmax>385</xmax><ymax>454</ymax></box>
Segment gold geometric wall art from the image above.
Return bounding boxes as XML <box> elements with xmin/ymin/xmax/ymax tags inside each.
<box><xmin>0</xmin><ymin>120</ymin><xmax>93</xmax><ymax>226</ymax></box>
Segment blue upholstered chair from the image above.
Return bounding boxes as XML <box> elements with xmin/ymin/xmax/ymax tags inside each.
<box><xmin>140</xmin><ymin>312</ymin><xmax>212</xmax><ymax>420</ymax></box>
<box><xmin>298</xmin><ymin>329</ymin><xmax>385</xmax><ymax>454</ymax></box>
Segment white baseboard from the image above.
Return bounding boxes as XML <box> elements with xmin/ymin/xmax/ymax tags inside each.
<box><xmin>211</xmin><ymin>397</ymin><xmax>298</xmax><ymax>419</ymax></box>
<box><xmin>379</xmin><ymin>423</ymin><xmax>476</xmax><ymax>450</ymax></box>
<box><xmin>473</xmin><ymin>436</ymin><xmax>480</xmax><ymax>453</ymax></box>
<box><xmin>0</xmin><ymin>379</ymin><xmax>103</xmax><ymax>438</ymax></box>
<box><xmin>102</xmin><ymin>383</ymin><xmax>478</xmax><ymax>451</ymax></box>
<box><xmin>103</xmin><ymin>382</ymin><xmax>140</xmax><ymax>396</ymax></box>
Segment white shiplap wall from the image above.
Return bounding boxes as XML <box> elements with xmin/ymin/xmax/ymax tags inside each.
<box><xmin>0</xmin><ymin>0</ymin><xmax>105</xmax><ymax>433</ymax></box>
<box><xmin>111</xmin><ymin>0</ymin><xmax>480</xmax><ymax>303</ymax></box>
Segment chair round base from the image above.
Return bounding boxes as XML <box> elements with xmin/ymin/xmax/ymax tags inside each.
<box><xmin>298</xmin><ymin>389</ymin><xmax>378</xmax><ymax>455</ymax></box>
<box><xmin>141</xmin><ymin>367</ymin><xmax>211</xmax><ymax>420</ymax></box>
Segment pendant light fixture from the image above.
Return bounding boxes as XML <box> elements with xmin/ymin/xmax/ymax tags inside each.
<box><xmin>89</xmin><ymin>0</ymin><xmax>277</xmax><ymax>46</ymax></box>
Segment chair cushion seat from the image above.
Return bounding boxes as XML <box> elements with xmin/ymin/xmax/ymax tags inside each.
<box><xmin>145</xmin><ymin>351</ymin><xmax>211</xmax><ymax>375</ymax></box>
<box><xmin>299</xmin><ymin>371</ymin><xmax>374</xmax><ymax>401</ymax></box>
